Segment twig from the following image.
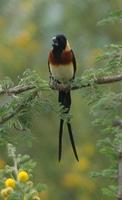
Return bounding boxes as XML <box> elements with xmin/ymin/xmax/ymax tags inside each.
<box><xmin>0</xmin><ymin>91</ymin><xmax>37</xmax><ymax>124</ymax></box>
<box><xmin>95</xmin><ymin>74</ymin><xmax>122</xmax><ymax>84</ymax></box>
<box><xmin>0</xmin><ymin>104</ymin><xmax>24</xmax><ymax>124</ymax></box>
<box><xmin>13</xmin><ymin>154</ymin><xmax>18</xmax><ymax>177</ymax></box>
<box><xmin>0</xmin><ymin>85</ymin><xmax>36</xmax><ymax>95</ymax></box>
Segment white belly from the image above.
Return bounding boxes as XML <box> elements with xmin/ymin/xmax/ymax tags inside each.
<box><xmin>50</xmin><ymin>63</ymin><xmax>74</xmax><ymax>82</ymax></box>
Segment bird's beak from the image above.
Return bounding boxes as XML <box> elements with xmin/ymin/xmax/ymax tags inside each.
<box><xmin>52</xmin><ymin>37</ymin><xmax>58</xmax><ymax>47</ymax></box>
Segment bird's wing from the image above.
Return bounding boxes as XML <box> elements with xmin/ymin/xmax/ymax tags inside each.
<box><xmin>71</xmin><ymin>50</ymin><xmax>76</xmax><ymax>79</ymax></box>
<box><xmin>48</xmin><ymin>59</ymin><xmax>52</xmax><ymax>76</ymax></box>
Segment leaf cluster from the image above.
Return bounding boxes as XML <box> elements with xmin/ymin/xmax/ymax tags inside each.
<box><xmin>86</xmin><ymin>10</ymin><xmax>122</xmax><ymax>198</ymax></box>
<box><xmin>0</xmin><ymin>144</ymin><xmax>46</xmax><ymax>200</ymax></box>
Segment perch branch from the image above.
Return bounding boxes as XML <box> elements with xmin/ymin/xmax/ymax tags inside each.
<box><xmin>49</xmin><ymin>74</ymin><xmax>122</xmax><ymax>91</ymax></box>
<box><xmin>0</xmin><ymin>74</ymin><xmax>122</xmax><ymax>96</ymax></box>
<box><xmin>0</xmin><ymin>74</ymin><xmax>122</xmax><ymax>124</ymax></box>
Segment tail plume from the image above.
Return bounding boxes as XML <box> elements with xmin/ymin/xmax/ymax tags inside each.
<box><xmin>58</xmin><ymin>90</ymin><xmax>79</xmax><ymax>161</ymax></box>
<box><xmin>58</xmin><ymin>90</ymin><xmax>71</xmax><ymax>110</ymax></box>
<box><xmin>67</xmin><ymin>122</ymin><xmax>79</xmax><ymax>161</ymax></box>
<box><xmin>58</xmin><ymin>119</ymin><xmax>64</xmax><ymax>162</ymax></box>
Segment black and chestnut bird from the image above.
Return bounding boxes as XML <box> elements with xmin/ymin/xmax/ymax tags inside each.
<box><xmin>48</xmin><ymin>34</ymin><xmax>79</xmax><ymax>162</ymax></box>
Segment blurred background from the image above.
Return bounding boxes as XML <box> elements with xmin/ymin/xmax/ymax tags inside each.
<box><xmin>0</xmin><ymin>0</ymin><xmax>121</xmax><ymax>199</ymax></box>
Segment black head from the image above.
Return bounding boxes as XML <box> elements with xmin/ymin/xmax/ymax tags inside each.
<box><xmin>52</xmin><ymin>34</ymin><xmax>67</xmax><ymax>51</ymax></box>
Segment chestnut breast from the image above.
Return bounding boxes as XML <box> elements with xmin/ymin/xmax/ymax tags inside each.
<box><xmin>49</xmin><ymin>50</ymin><xmax>74</xmax><ymax>82</ymax></box>
<box><xmin>49</xmin><ymin>50</ymin><xmax>73</xmax><ymax>65</ymax></box>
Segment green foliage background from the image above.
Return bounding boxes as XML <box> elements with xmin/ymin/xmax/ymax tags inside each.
<box><xmin>0</xmin><ymin>0</ymin><xmax>122</xmax><ymax>200</ymax></box>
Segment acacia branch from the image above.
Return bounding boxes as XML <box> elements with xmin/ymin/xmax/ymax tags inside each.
<box><xmin>0</xmin><ymin>74</ymin><xmax>122</xmax><ymax>124</ymax></box>
<box><xmin>49</xmin><ymin>74</ymin><xmax>122</xmax><ymax>91</ymax></box>
<box><xmin>0</xmin><ymin>74</ymin><xmax>122</xmax><ymax>96</ymax></box>
<box><xmin>0</xmin><ymin>91</ymin><xmax>37</xmax><ymax>124</ymax></box>
<box><xmin>0</xmin><ymin>104</ymin><xmax>24</xmax><ymax>124</ymax></box>
<box><xmin>95</xmin><ymin>74</ymin><xmax>122</xmax><ymax>84</ymax></box>
<box><xmin>0</xmin><ymin>85</ymin><xmax>36</xmax><ymax>95</ymax></box>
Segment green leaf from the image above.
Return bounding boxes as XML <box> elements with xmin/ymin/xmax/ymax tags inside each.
<box><xmin>35</xmin><ymin>183</ymin><xmax>47</xmax><ymax>192</ymax></box>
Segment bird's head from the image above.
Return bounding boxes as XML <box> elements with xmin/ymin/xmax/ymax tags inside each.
<box><xmin>52</xmin><ymin>34</ymin><xmax>70</xmax><ymax>52</ymax></box>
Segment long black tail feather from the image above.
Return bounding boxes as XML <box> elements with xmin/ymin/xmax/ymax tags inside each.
<box><xmin>58</xmin><ymin>90</ymin><xmax>79</xmax><ymax>161</ymax></box>
<box><xmin>58</xmin><ymin>119</ymin><xmax>64</xmax><ymax>162</ymax></box>
<box><xmin>67</xmin><ymin>122</ymin><xmax>79</xmax><ymax>161</ymax></box>
<box><xmin>58</xmin><ymin>90</ymin><xmax>71</xmax><ymax>109</ymax></box>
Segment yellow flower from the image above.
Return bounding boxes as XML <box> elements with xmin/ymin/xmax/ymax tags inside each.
<box><xmin>78</xmin><ymin>157</ymin><xmax>90</xmax><ymax>171</ymax></box>
<box><xmin>74</xmin><ymin>157</ymin><xmax>90</xmax><ymax>171</ymax></box>
<box><xmin>17</xmin><ymin>171</ymin><xmax>29</xmax><ymax>182</ymax></box>
<box><xmin>1</xmin><ymin>188</ymin><xmax>9</xmax><ymax>198</ymax></box>
<box><xmin>62</xmin><ymin>173</ymin><xmax>81</xmax><ymax>188</ymax></box>
<box><xmin>80</xmin><ymin>177</ymin><xmax>96</xmax><ymax>192</ymax></box>
<box><xmin>5</xmin><ymin>187</ymin><xmax>14</xmax><ymax>194</ymax></box>
<box><xmin>13</xmin><ymin>31</ymin><xmax>31</xmax><ymax>48</ymax></box>
<box><xmin>82</xmin><ymin>143</ymin><xmax>95</xmax><ymax>156</ymax></box>
<box><xmin>1</xmin><ymin>187</ymin><xmax>13</xmax><ymax>199</ymax></box>
<box><xmin>12</xmin><ymin>31</ymin><xmax>39</xmax><ymax>53</ymax></box>
<box><xmin>5</xmin><ymin>178</ymin><xmax>16</xmax><ymax>188</ymax></box>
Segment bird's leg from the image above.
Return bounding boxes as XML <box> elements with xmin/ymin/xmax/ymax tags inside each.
<box><xmin>49</xmin><ymin>76</ymin><xmax>59</xmax><ymax>89</ymax></box>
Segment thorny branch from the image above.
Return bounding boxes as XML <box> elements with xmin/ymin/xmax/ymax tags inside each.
<box><xmin>0</xmin><ymin>74</ymin><xmax>122</xmax><ymax>96</ymax></box>
<box><xmin>0</xmin><ymin>85</ymin><xmax>35</xmax><ymax>95</ymax></box>
<box><xmin>0</xmin><ymin>91</ymin><xmax>37</xmax><ymax>125</ymax></box>
<box><xmin>49</xmin><ymin>74</ymin><xmax>122</xmax><ymax>90</ymax></box>
<box><xmin>0</xmin><ymin>74</ymin><xmax>122</xmax><ymax>125</ymax></box>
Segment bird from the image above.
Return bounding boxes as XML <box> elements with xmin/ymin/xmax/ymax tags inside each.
<box><xmin>48</xmin><ymin>34</ymin><xmax>79</xmax><ymax>162</ymax></box>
